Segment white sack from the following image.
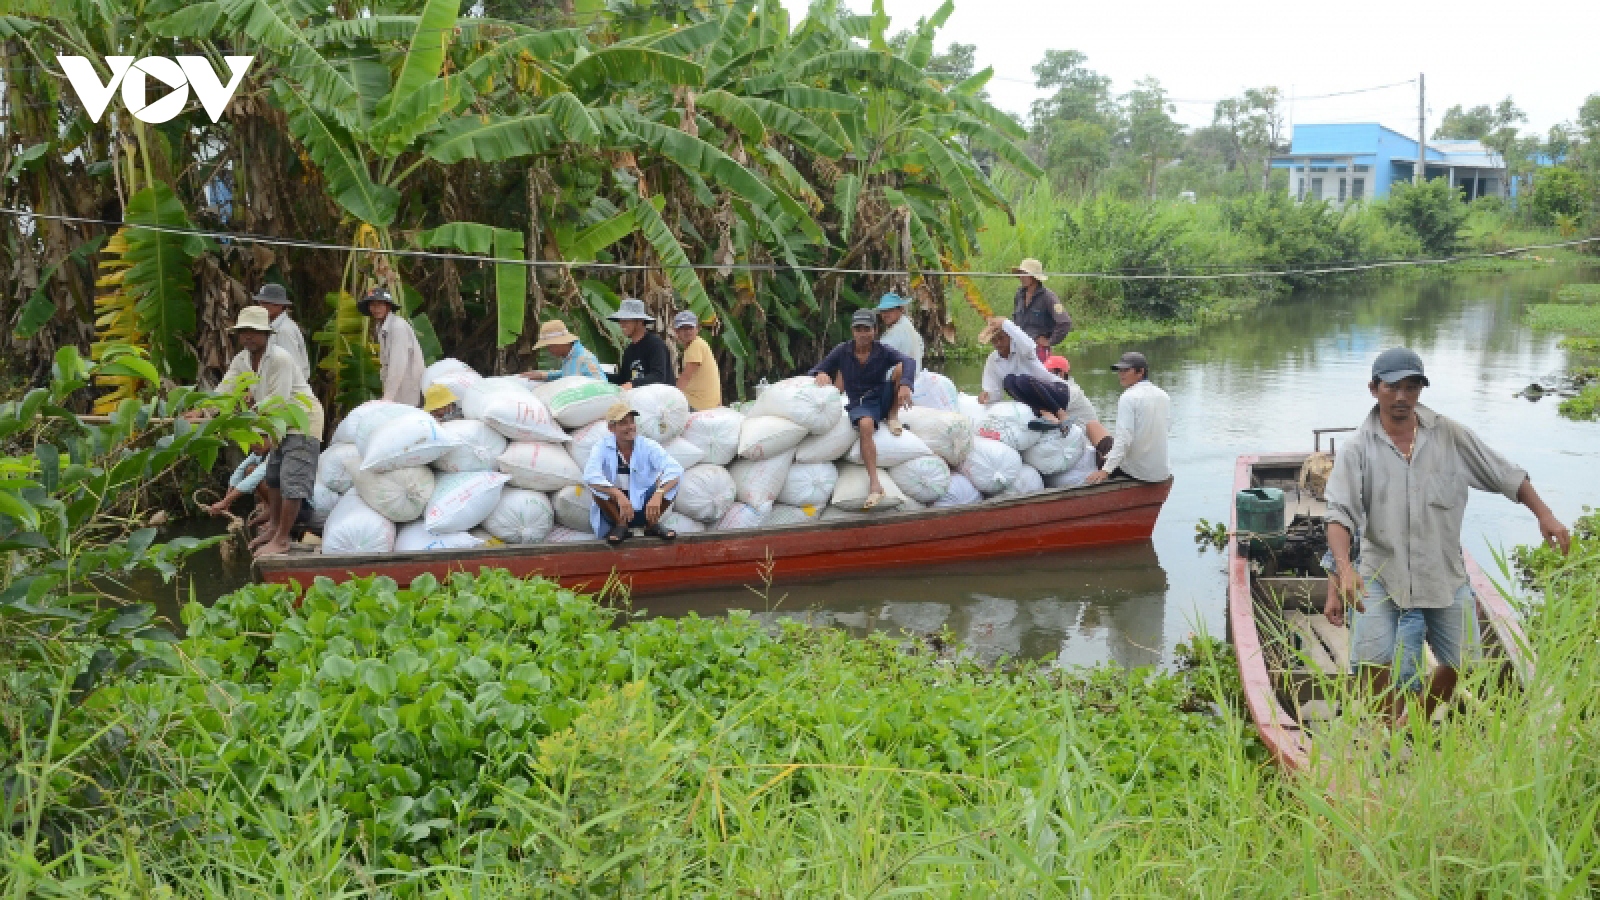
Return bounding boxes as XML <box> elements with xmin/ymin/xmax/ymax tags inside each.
<box><xmin>432</xmin><ymin>419</ymin><xmax>508</xmax><ymax>473</ymax></box>
<box><xmin>738</xmin><ymin>416</ymin><xmax>809</xmax><ymax>461</ymax></box>
<box><xmin>1045</xmin><ymin>442</ymin><xmax>1101</xmax><ymax>489</ymax></box>
<box><xmin>316</xmin><ymin>443</ymin><xmax>363</xmax><ymax>494</ymax></box>
<box><xmin>1022</xmin><ymin>424</ymin><xmax>1088</xmax><ymax>476</ymax></box>
<box><xmin>353</xmin><ymin>465</ymin><xmax>435</xmax><ymax>523</ymax></box>
<box><xmin>462</xmin><ymin>380</ymin><xmax>568</xmax><ymax>443</ymax></box>
<box><xmin>534</xmin><ymin>377</ymin><xmax>621</xmax><ymax>428</ymax></box>
<box><xmin>308</xmin><ymin>482</ymin><xmax>339</xmax><ymax>528</ymax></box>
<box><xmin>765</xmin><ymin>504</ymin><xmax>823</xmax><ymax>526</ymax></box>
<box><xmin>628</xmin><ymin>383</ymin><xmax>691</xmax><ymax>442</ymax></box>
<box><xmin>794</xmin><ymin>413</ymin><xmax>857</xmax><ymax>464</ymax></box>
<box><xmin>553</xmin><ymin>484</ymin><xmax>594</xmax><ymax>533</ymax></box>
<box><xmin>429</xmin><ymin>369</ymin><xmax>482</xmax><ymax>399</ymax></box>
<box><xmin>425</xmin><ymin>471</ymin><xmax>510</xmax><ymax>534</ymax></box>
<box><xmin>658</xmin><ymin>510</ymin><xmax>706</xmax><ymax>534</ymax></box>
<box><xmin>889</xmin><ymin>455</ymin><xmax>952</xmax><ymax>504</ymax></box>
<box><xmin>567</xmin><ymin>421</ymin><xmax>609</xmax><ymax>474</ymax></box>
<box><xmin>468</xmin><ymin>527</ymin><xmax>503</xmax><ymax>546</ymax></box>
<box><xmin>956</xmin><ymin>392</ymin><xmax>986</xmax><ymax>424</ymax></box>
<box><xmin>359</xmin><ymin>408</ymin><xmax>461</xmax><ymax>473</ymax></box>
<box><xmin>681</xmin><ymin>407</ymin><xmax>744</xmax><ymax>465</ymax></box>
<box><xmin>497</xmin><ymin>442</ymin><xmax>584</xmax><ymax>492</ymax></box>
<box><xmin>846</xmin><ymin>426</ymin><xmax>932</xmax><ymax>468</ymax></box>
<box><xmin>998</xmin><ymin>464</ymin><xmax>1045</xmax><ymax>498</ymax></box>
<box><xmin>747</xmin><ymin>376</ymin><xmax>843</xmax><ymax>434</ymax></box>
<box><xmin>322</xmin><ymin>491</ymin><xmax>396</xmax><ymax>554</ymax></box>
<box><xmin>332</xmin><ymin>401</ymin><xmax>412</xmax><ymax>447</ymax></box>
<box><xmin>729</xmin><ymin>450</ymin><xmax>794</xmax><ymax>514</ymax></box>
<box><xmin>675</xmin><ymin>464</ymin><xmax>736</xmax><ymax>523</ymax></box>
<box><xmin>959</xmin><ymin>437</ymin><xmax>1023</xmax><ymax>496</ymax></box>
<box><xmin>899</xmin><ymin>407</ymin><xmax>975</xmax><ymax>468</ymax></box>
<box><xmin>777</xmin><ymin>462</ymin><xmax>839</xmax><ymax>509</ymax></box>
<box><xmin>663</xmin><ymin>437</ymin><xmax>706</xmax><ymax>471</ymax></box>
<box><xmin>546</xmin><ymin>526</ymin><xmax>598</xmax><ymax>543</ymax></box>
<box><xmin>912</xmin><ymin>370</ymin><xmax>960</xmax><ymax>412</ymax></box>
<box><xmin>481</xmin><ymin>488</ymin><xmax>555</xmax><ymax>544</ymax></box>
<box><xmin>933</xmin><ymin>473</ymin><xmax>984</xmax><ymax>508</ymax></box>
<box><xmin>714</xmin><ymin>502</ymin><xmax>767</xmax><ymax>531</ymax></box>
<box><xmin>422</xmin><ymin>358</ymin><xmax>477</xmax><ymax>389</ymax></box>
<box><xmin>395</xmin><ymin>521</ymin><xmax>487</xmax><ymax>553</ymax></box>
<box><xmin>977</xmin><ymin>402</ymin><xmax>1042</xmax><ymax>453</ymax></box>
<box><xmin>829</xmin><ymin>464</ymin><xmax>906</xmax><ymax>511</ymax></box>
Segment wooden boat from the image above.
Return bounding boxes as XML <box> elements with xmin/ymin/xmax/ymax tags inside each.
<box><xmin>1227</xmin><ymin>450</ymin><xmax>1533</xmax><ymax>773</ymax></box>
<box><xmin>256</xmin><ymin>476</ymin><xmax>1172</xmax><ymax>596</ymax></box>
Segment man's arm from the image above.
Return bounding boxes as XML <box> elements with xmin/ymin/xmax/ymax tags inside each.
<box><xmin>1097</xmin><ymin>393</ymin><xmax>1139</xmax><ymax>475</ymax></box>
<box><xmin>1323</xmin><ymin>521</ymin><xmax>1364</xmax><ymax>625</ymax></box>
<box><xmin>979</xmin><ymin>353</ymin><xmax>1003</xmax><ymax>404</ymax></box>
<box><xmin>809</xmin><ymin>343</ymin><xmax>845</xmax><ymax>384</ymax></box>
<box><xmin>1517</xmin><ymin>479</ymin><xmax>1571</xmax><ymax>554</ymax></box>
<box><xmin>676</xmin><ymin>361</ymin><xmax>700</xmax><ymax>393</ymax></box>
<box><xmin>606</xmin><ymin>344</ymin><xmax>632</xmax><ymax>386</ymax></box>
<box><xmin>1453</xmin><ymin>422</ymin><xmax>1570</xmax><ymax>553</ymax></box>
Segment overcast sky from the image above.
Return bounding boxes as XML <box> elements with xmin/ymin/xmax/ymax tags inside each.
<box><xmin>780</xmin><ymin>0</ymin><xmax>1598</xmax><ymax>142</ymax></box>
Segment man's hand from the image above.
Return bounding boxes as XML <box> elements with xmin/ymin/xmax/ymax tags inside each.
<box><xmin>978</xmin><ymin>391</ymin><xmax>990</xmax><ymax>404</ymax></box>
<box><xmin>621</xmin><ymin>382</ymin><xmax>633</xmax><ymax>391</ymax></box>
<box><xmin>521</xmin><ymin>371</ymin><xmax>546</xmax><ymax>381</ymax></box>
<box><xmin>897</xmin><ymin>384</ymin><xmax>913</xmax><ymax>410</ymax></box>
<box><xmin>813</xmin><ymin>372</ymin><xmax>832</xmax><ymax>387</ymax></box>
<box><xmin>1083</xmin><ymin>470</ymin><xmax>1109</xmax><ymax>485</ymax></box>
<box><xmin>612</xmin><ymin>489</ymin><xmax>634</xmax><ymax>526</ymax></box>
<box><xmin>644</xmin><ymin>491</ymin><xmax>664</xmax><ymax>525</ymax></box>
<box><xmin>1336</xmin><ymin>561</ymin><xmax>1365</xmax><ymax>617</ymax></box>
<box><xmin>203</xmin><ymin>502</ymin><xmax>226</xmax><ymax>517</ymax></box>
<box><xmin>1538</xmin><ymin>513</ymin><xmax>1572</xmax><ymax>555</ymax></box>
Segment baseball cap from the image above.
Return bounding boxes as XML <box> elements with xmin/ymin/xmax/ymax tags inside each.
<box><xmin>1371</xmin><ymin>347</ymin><xmax>1430</xmax><ymax>386</ymax></box>
<box><xmin>605</xmin><ymin>400</ymin><xmax>639</xmax><ymax>424</ymax></box>
<box><xmin>1110</xmin><ymin>351</ymin><xmax>1149</xmax><ymax>371</ymax></box>
<box><xmin>672</xmin><ymin>311</ymin><xmax>700</xmax><ymax>330</ymax></box>
<box><xmin>850</xmin><ymin>309</ymin><xmax>877</xmax><ymax>329</ymax></box>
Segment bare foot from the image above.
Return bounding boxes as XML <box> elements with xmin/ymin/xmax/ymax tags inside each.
<box><xmin>248</xmin><ymin>529</ymin><xmax>275</xmax><ymax>551</ymax></box>
<box><xmin>862</xmin><ymin>488</ymin><xmax>884</xmax><ymax>511</ymax></box>
<box><xmin>247</xmin><ymin>508</ymin><xmax>268</xmax><ymax>526</ymax></box>
<box><xmin>255</xmin><ymin>539</ymin><xmax>289</xmax><ymax>558</ymax></box>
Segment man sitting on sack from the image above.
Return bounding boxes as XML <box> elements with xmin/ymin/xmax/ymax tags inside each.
<box><xmin>521</xmin><ymin>318</ymin><xmax>605</xmax><ymax>382</ymax></box>
<box><xmin>810</xmin><ymin>308</ymin><xmax>918</xmax><ymax>510</ymax></box>
<box><xmin>583</xmin><ymin>401</ymin><xmax>684</xmax><ymax>545</ymax></box>
<box><xmin>978</xmin><ymin>316</ymin><xmax>1109</xmax><ymax>448</ymax></box>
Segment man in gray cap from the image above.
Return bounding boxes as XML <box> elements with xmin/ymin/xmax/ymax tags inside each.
<box><xmin>810</xmin><ymin>308</ymin><xmax>918</xmax><ymax>509</ymax></box>
<box><xmin>606</xmin><ymin>298</ymin><xmax>672</xmax><ymax>389</ymax></box>
<box><xmin>1325</xmin><ymin>347</ymin><xmax>1569</xmax><ymax>722</ymax></box>
<box><xmin>255</xmin><ymin>284</ymin><xmax>310</xmax><ymax>382</ymax></box>
<box><xmin>1085</xmin><ymin>351</ymin><xmax>1169</xmax><ymax>485</ymax></box>
<box><xmin>671</xmin><ymin>311</ymin><xmax>721</xmax><ymax>410</ymax></box>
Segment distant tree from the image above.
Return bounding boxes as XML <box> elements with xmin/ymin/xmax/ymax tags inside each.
<box><xmin>1030</xmin><ymin>49</ymin><xmax>1115</xmax><ymax>129</ymax></box>
<box><xmin>1578</xmin><ymin>94</ymin><xmax>1600</xmax><ymax>175</ymax></box>
<box><xmin>1045</xmin><ymin>119</ymin><xmax>1112</xmax><ymax>196</ymax></box>
<box><xmin>1545</xmin><ymin>124</ymin><xmax>1572</xmax><ymax>165</ymax></box>
<box><xmin>1384</xmin><ymin>178</ymin><xmax>1470</xmax><ymax>256</ymax></box>
<box><xmin>1122</xmin><ymin>78</ymin><xmax>1185</xmax><ymax>199</ymax></box>
<box><xmin>1211</xmin><ymin>87</ymin><xmax>1286</xmax><ymax>192</ymax></box>
<box><xmin>1433</xmin><ymin>98</ymin><xmax>1524</xmax><ymax>141</ymax></box>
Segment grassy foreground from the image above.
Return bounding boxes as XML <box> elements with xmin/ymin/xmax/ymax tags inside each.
<box><xmin>4</xmin><ymin>524</ymin><xmax>1599</xmax><ymax>896</ymax></box>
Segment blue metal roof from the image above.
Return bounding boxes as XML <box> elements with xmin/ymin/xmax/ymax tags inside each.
<box><xmin>1286</xmin><ymin>123</ymin><xmax>1448</xmax><ymax>162</ymax></box>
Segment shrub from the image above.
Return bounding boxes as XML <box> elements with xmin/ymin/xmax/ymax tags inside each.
<box><xmin>1053</xmin><ymin>197</ymin><xmax>1200</xmax><ymax>319</ymax></box>
<box><xmin>1529</xmin><ymin>166</ymin><xmax>1593</xmax><ymax>227</ymax></box>
<box><xmin>1383</xmin><ymin>177</ymin><xmax>1470</xmax><ymax>256</ymax></box>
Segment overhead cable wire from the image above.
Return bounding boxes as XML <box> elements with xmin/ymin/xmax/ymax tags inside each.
<box><xmin>4</xmin><ymin>205</ymin><xmax>1595</xmax><ymax>282</ymax></box>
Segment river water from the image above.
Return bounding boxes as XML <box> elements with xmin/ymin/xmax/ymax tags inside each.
<box><xmin>150</xmin><ymin>266</ymin><xmax>1600</xmax><ymax>667</ymax></box>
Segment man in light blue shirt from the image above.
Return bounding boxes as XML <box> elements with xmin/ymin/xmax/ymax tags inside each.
<box><xmin>584</xmin><ymin>401</ymin><xmax>684</xmax><ymax>544</ymax></box>
<box><xmin>522</xmin><ymin>318</ymin><xmax>605</xmax><ymax>382</ymax></box>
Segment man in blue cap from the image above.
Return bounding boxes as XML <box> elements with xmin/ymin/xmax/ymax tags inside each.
<box><xmin>874</xmin><ymin>293</ymin><xmax>923</xmax><ymax>368</ymax></box>
<box><xmin>1324</xmin><ymin>347</ymin><xmax>1569</xmax><ymax>723</ymax></box>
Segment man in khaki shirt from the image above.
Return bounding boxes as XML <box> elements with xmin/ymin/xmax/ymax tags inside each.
<box><xmin>1325</xmin><ymin>347</ymin><xmax>1568</xmax><ymax>720</ymax></box>
<box><xmin>360</xmin><ymin>287</ymin><xmax>424</xmax><ymax>407</ymax></box>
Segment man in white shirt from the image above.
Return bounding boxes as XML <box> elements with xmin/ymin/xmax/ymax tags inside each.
<box><xmin>977</xmin><ymin>317</ymin><xmax>1108</xmax><ymax>446</ymax></box>
<box><xmin>360</xmin><ymin>287</ymin><xmax>424</xmax><ymax>407</ymax></box>
<box><xmin>875</xmin><ymin>293</ymin><xmax>924</xmax><ymax>368</ymax></box>
<box><xmin>256</xmin><ymin>284</ymin><xmax>310</xmax><ymax>382</ymax></box>
<box><xmin>1085</xmin><ymin>351</ymin><xmax>1170</xmax><ymax>484</ymax></box>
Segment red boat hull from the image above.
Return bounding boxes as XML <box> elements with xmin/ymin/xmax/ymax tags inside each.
<box><xmin>256</xmin><ymin>477</ymin><xmax>1173</xmax><ymax>596</ymax></box>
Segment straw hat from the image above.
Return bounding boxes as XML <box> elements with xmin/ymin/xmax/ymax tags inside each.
<box><xmin>230</xmin><ymin>306</ymin><xmax>274</xmax><ymax>333</ymax></box>
<box><xmin>533</xmin><ymin>319</ymin><xmax>580</xmax><ymax>349</ymax></box>
<box><xmin>1012</xmin><ymin>258</ymin><xmax>1048</xmax><ymax>281</ymax></box>
<box><xmin>423</xmin><ymin>384</ymin><xmax>457</xmax><ymax>412</ymax></box>
<box><xmin>977</xmin><ymin>316</ymin><xmax>1008</xmax><ymax>345</ymax></box>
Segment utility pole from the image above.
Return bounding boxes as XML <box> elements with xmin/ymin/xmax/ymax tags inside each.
<box><xmin>1415</xmin><ymin>73</ymin><xmax>1426</xmax><ymax>184</ymax></box>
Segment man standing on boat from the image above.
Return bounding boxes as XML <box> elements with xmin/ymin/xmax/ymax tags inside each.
<box><xmin>256</xmin><ymin>284</ymin><xmax>310</xmax><ymax>382</ymax></box>
<box><xmin>1324</xmin><ymin>347</ymin><xmax>1569</xmax><ymax>720</ymax></box>
<box><xmin>875</xmin><ymin>293</ymin><xmax>924</xmax><ymax>368</ymax></box>
<box><xmin>584</xmin><ymin>401</ymin><xmax>683</xmax><ymax>545</ymax></box>
<box><xmin>671</xmin><ymin>311</ymin><xmax>722</xmax><ymax>410</ymax></box>
<box><xmin>1085</xmin><ymin>352</ymin><xmax>1169</xmax><ymax>484</ymax></box>
<box><xmin>360</xmin><ymin>287</ymin><xmax>425</xmax><ymax>407</ymax></box>
<box><xmin>1012</xmin><ymin>259</ymin><xmax>1072</xmax><ymax>363</ymax></box>
<box><xmin>977</xmin><ymin>317</ymin><xmax>1109</xmax><ymax>447</ymax></box>
<box><xmin>811</xmin><ymin>308</ymin><xmax>917</xmax><ymax>510</ymax></box>
<box><xmin>606</xmin><ymin>298</ymin><xmax>674</xmax><ymax>389</ymax></box>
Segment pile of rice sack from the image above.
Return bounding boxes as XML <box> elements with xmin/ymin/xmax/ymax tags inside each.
<box><xmin>317</xmin><ymin>363</ymin><xmax>1092</xmax><ymax>554</ymax></box>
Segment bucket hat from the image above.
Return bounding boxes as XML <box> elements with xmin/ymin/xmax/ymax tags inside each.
<box><xmin>1012</xmin><ymin>258</ymin><xmax>1048</xmax><ymax>281</ymax></box>
<box><xmin>252</xmin><ymin>284</ymin><xmax>290</xmax><ymax>307</ymax></box>
<box><xmin>230</xmin><ymin>306</ymin><xmax>274</xmax><ymax>333</ymax></box>
<box><xmin>607</xmin><ymin>298</ymin><xmax>653</xmax><ymax>322</ymax></box>
<box><xmin>533</xmin><ymin>319</ymin><xmax>580</xmax><ymax>349</ymax></box>
<box><xmin>357</xmin><ymin>287</ymin><xmax>394</xmax><ymax>317</ymax></box>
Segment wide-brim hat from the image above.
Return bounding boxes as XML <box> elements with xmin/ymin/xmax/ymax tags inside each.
<box><xmin>357</xmin><ymin>288</ymin><xmax>394</xmax><ymax>317</ymax></box>
<box><xmin>607</xmin><ymin>297</ymin><xmax>653</xmax><ymax>322</ymax></box>
<box><xmin>533</xmin><ymin>319</ymin><xmax>580</xmax><ymax>349</ymax></box>
<box><xmin>875</xmin><ymin>292</ymin><xmax>909</xmax><ymax>311</ymax></box>
<box><xmin>231</xmin><ymin>305</ymin><xmax>274</xmax><ymax>333</ymax></box>
<box><xmin>1012</xmin><ymin>258</ymin><xmax>1048</xmax><ymax>281</ymax></box>
<box><xmin>977</xmin><ymin>316</ymin><xmax>1007</xmax><ymax>344</ymax></box>
<box><xmin>253</xmin><ymin>283</ymin><xmax>290</xmax><ymax>306</ymax></box>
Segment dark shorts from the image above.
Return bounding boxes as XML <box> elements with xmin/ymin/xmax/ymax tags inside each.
<box><xmin>847</xmin><ymin>385</ymin><xmax>897</xmax><ymax>427</ymax></box>
<box><xmin>1002</xmin><ymin>374</ymin><xmax>1073</xmax><ymax>417</ymax></box>
<box><xmin>265</xmin><ymin>434</ymin><xmax>320</xmax><ymax>501</ymax></box>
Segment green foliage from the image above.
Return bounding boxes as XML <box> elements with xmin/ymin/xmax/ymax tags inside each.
<box><xmin>1526</xmin><ymin>303</ymin><xmax>1600</xmax><ymax>336</ymax></box>
<box><xmin>122</xmin><ymin>184</ymin><xmax>208</xmax><ymax>382</ymax></box>
<box><xmin>1559</xmin><ymin>381</ymin><xmax>1600</xmax><ymax>421</ymax></box>
<box><xmin>1383</xmin><ymin>178</ymin><xmax>1471</xmax><ymax>256</ymax></box>
<box><xmin>1054</xmin><ymin>197</ymin><xmax>1198</xmax><ymax>319</ymax></box>
<box><xmin>1529</xmin><ymin>167</ymin><xmax>1593</xmax><ymax>227</ymax></box>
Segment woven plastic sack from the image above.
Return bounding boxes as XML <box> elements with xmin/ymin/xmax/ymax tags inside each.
<box><xmin>829</xmin><ymin>464</ymin><xmax>907</xmax><ymax>511</ymax></box>
<box><xmin>956</xmin><ymin>393</ymin><xmax>986</xmax><ymax>424</ymax></box>
<box><xmin>997</xmin><ymin>464</ymin><xmax>1045</xmax><ymax>498</ymax></box>
<box><xmin>663</xmin><ymin>437</ymin><xmax>706</xmax><ymax>471</ymax></box>
<box><xmin>977</xmin><ymin>402</ymin><xmax>1042</xmax><ymax>453</ymax></box>
<box><xmin>899</xmin><ymin>407</ymin><xmax>975</xmax><ymax>468</ymax></box>
<box><xmin>765</xmin><ymin>503</ymin><xmax>823</xmax><ymax>526</ymax></box>
<box><xmin>395</xmin><ymin>521</ymin><xmax>487</xmax><ymax>553</ymax></box>
<box><xmin>567</xmin><ymin>421</ymin><xmax>609</xmax><ymax>474</ymax></box>
<box><xmin>481</xmin><ymin>488</ymin><xmax>555</xmax><ymax>544</ymax></box>
<box><xmin>714</xmin><ymin>502</ymin><xmax>767</xmax><ymax>531</ymax></box>
<box><xmin>432</xmin><ymin>419</ymin><xmax>508</xmax><ymax>473</ymax></box>
<box><xmin>359</xmin><ymin>407</ymin><xmax>461</xmax><ymax>473</ymax></box>
<box><xmin>331</xmin><ymin>401</ymin><xmax>412</xmax><ymax>447</ymax></box>
<box><xmin>794</xmin><ymin>412</ymin><xmax>855</xmax><ymax>464</ymax></box>
<box><xmin>959</xmin><ymin>437</ymin><xmax>1023</xmax><ymax>496</ymax></box>
<box><xmin>675</xmin><ymin>464</ymin><xmax>736</xmax><ymax>523</ymax></box>
<box><xmin>911</xmin><ymin>370</ymin><xmax>960</xmax><ymax>412</ymax></box>
<box><xmin>845</xmin><ymin>426</ymin><xmax>932</xmax><ymax>468</ymax></box>
<box><xmin>497</xmin><ymin>442</ymin><xmax>583</xmax><ymax>492</ymax></box>
<box><xmin>933</xmin><ymin>473</ymin><xmax>983</xmax><ymax>508</ymax></box>
<box><xmin>353</xmin><ymin>465</ymin><xmax>435</xmax><ymax>522</ymax></box>
<box><xmin>729</xmin><ymin>450</ymin><xmax>794</xmax><ymax>514</ymax></box>
<box><xmin>1045</xmin><ymin>442</ymin><xmax>1101</xmax><ymax>489</ymax></box>
<box><xmin>534</xmin><ymin>376</ymin><xmax>621</xmax><ymax>428</ymax></box>
<box><xmin>546</xmin><ymin>526</ymin><xmax>598</xmax><ymax>543</ymax></box>
<box><xmin>316</xmin><ymin>443</ymin><xmax>362</xmax><ymax>494</ymax></box>
<box><xmin>422</xmin><ymin>358</ymin><xmax>479</xmax><ymax>391</ymax></box>
<box><xmin>777</xmin><ymin>462</ymin><xmax>838</xmax><ymax>508</ymax></box>
<box><xmin>746</xmin><ymin>377</ymin><xmax>843</xmax><ymax>434</ymax></box>
<box><xmin>658</xmin><ymin>510</ymin><xmax>706</xmax><ymax>534</ymax></box>
<box><xmin>462</xmin><ymin>380</ymin><xmax>568</xmax><ymax>443</ymax></box>
<box><xmin>1022</xmin><ymin>423</ymin><xmax>1088</xmax><ymax>476</ymax></box>
<box><xmin>681</xmin><ymin>407</ymin><xmax>744</xmax><ymax>465</ymax></box>
<box><xmin>322</xmin><ymin>491</ymin><xmax>396</xmax><ymax>554</ymax></box>
<box><xmin>308</xmin><ymin>482</ymin><xmax>339</xmax><ymax>528</ymax></box>
<box><xmin>425</xmin><ymin>471</ymin><xmax>510</xmax><ymax>534</ymax></box>
<box><xmin>628</xmin><ymin>383</ymin><xmax>691</xmax><ymax>442</ymax></box>
<box><xmin>553</xmin><ymin>484</ymin><xmax>594</xmax><ymax>532</ymax></box>
<box><xmin>737</xmin><ymin>416</ymin><xmax>809</xmax><ymax>461</ymax></box>
<box><xmin>889</xmin><ymin>455</ymin><xmax>952</xmax><ymax>504</ymax></box>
